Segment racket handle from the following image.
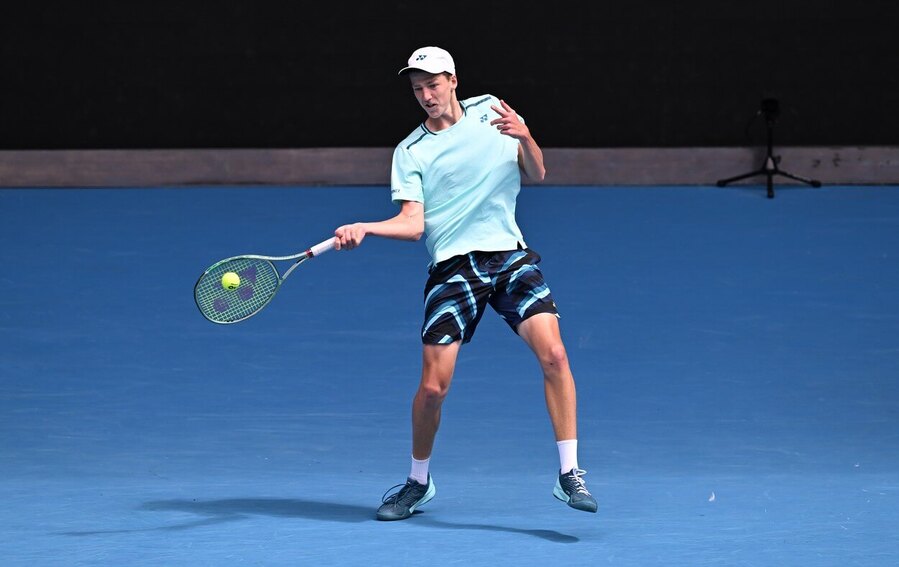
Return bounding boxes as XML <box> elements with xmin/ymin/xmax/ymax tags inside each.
<box><xmin>309</xmin><ymin>237</ymin><xmax>336</xmax><ymax>257</ymax></box>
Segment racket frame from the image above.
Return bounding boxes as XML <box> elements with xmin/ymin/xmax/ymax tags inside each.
<box><xmin>194</xmin><ymin>237</ymin><xmax>335</xmax><ymax>324</ymax></box>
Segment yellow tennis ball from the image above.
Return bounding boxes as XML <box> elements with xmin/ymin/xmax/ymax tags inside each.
<box><xmin>221</xmin><ymin>271</ymin><xmax>241</xmax><ymax>290</ymax></box>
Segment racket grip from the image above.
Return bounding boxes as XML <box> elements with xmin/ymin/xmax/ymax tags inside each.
<box><xmin>309</xmin><ymin>237</ymin><xmax>336</xmax><ymax>257</ymax></box>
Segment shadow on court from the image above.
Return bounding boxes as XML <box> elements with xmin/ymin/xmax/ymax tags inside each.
<box><xmin>62</xmin><ymin>498</ymin><xmax>579</xmax><ymax>543</ymax></box>
<box><xmin>58</xmin><ymin>515</ymin><xmax>248</xmax><ymax>537</ymax></box>
<box><xmin>57</xmin><ymin>498</ymin><xmax>369</xmax><ymax>537</ymax></box>
<box><xmin>414</xmin><ymin>516</ymin><xmax>580</xmax><ymax>543</ymax></box>
<box><xmin>140</xmin><ymin>498</ymin><xmax>374</xmax><ymax>522</ymax></box>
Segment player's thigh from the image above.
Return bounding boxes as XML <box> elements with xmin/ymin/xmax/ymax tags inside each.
<box><xmin>517</xmin><ymin>312</ymin><xmax>569</xmax><ymax>367</ymax></box>
<box><xmin>420</xmin><ymin>341</ymin><xmax>461</xmax><ymax>395</ymax></box>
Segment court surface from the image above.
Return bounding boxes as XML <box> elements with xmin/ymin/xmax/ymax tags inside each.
<box><xmin>1</xmin><ymin>184</ymin><xmax>897</xmax><ymax>566</ymax></box>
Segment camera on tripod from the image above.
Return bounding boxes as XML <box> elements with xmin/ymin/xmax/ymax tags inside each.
<box><xmin>760</xmin><ymin>98</ymin><xmax>780</xmax><ymax>123</ymax></box>
<box><xmin>716</xmin><ymin>96</ymin><xmax>821</xmax><ymax>198</ymax></box>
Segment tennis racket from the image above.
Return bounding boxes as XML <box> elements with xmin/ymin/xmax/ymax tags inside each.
<box><xmin>194</xmin><ymin>237</ymin><xmax>336</xmax><ymax>324</ymax></box>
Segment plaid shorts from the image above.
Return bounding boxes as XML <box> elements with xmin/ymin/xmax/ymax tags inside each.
<box><xmin>421</xmin><ymin>248</ymin><xmax>559</xmax><ymax>345</ymax></box>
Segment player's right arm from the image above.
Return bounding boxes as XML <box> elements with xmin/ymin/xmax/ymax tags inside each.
<box><xmin>333</xmin><ymin>200</ymin><xmax>424</xmax><ymax>250</ymax></box>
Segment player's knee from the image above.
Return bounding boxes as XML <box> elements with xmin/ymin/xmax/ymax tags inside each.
<box><xmin>417</xmin><ymin>381</ymin><xmax>450</xmax><ymax>406</ymax></box>
<box><xmin>540</xmin><ymin>343</ymin><xmax>569</xmax><ymax>371</ymax></box>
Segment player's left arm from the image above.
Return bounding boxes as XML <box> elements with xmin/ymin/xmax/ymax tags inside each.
<box><xmin>490</xmin><ymin>99</ymin><xmax>546</xmax><ymax>182</ymax></box>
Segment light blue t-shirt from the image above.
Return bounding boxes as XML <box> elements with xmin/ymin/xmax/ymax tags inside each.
<box><xmin>390</xmin><ymin>94</ymin><xmax>527</xmax><ymax>265</ymax></box>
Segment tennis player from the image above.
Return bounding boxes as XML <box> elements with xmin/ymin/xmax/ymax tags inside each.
<box><xmin>333</xmin><ymin>46</ymin><xmax>596</xmax><ymax>520</ymax></box>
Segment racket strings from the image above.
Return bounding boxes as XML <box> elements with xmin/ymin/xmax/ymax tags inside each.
<box><xmin>194</xmin><ymin>258</ymin><xmax>280</xmax><ymax>323</ymax></box>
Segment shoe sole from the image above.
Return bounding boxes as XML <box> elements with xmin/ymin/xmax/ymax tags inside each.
<box><xmin>376</xmin><ymin>481</ymin><xmax>437</xmax><ymax>521</ymax></box>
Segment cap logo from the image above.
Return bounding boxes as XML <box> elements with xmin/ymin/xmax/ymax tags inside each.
<box><xmin>399</xmin><ymin>47</ymin><xmax>454</xmax><ymax>75</ymax></box>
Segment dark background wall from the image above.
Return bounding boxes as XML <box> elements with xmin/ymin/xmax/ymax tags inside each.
<box><xmin>1</xmin><ymin>1</ymin><xmax>896</xmax><ymax>150</ymax></box>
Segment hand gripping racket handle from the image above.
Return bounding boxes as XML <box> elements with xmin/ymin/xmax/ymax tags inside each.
<box><xmin>308</xmin><ymin>237</ymin><xmax>336</xmax><ymax>258</ymax></box>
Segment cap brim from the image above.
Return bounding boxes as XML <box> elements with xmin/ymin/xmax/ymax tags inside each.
<box><xmin>397</xmin><ymin>65</ymin><xmax>454</xmax><ymax>76</ymax></box>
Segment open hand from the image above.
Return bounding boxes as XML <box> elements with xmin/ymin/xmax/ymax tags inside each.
<box><xmin>490</xmin><ymin>99</ymin><xmax>530</xmax><ymax>141</ymax></box>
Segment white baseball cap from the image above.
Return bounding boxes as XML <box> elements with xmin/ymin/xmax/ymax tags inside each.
<box><xmin>397</xmin><ymin>46</ymin><xmax>456</xmax><ymax>75</ymax></box>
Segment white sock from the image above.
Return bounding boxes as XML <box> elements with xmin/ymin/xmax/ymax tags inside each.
<box><xmin>557</xmin><ymin>439</ymin><xmax>579</xmax><ymax>473</ymax></box>
<box><xmin>409</xmin><ymin>456</ymin><xmax>430</xmax><ymax>485</ymax></box>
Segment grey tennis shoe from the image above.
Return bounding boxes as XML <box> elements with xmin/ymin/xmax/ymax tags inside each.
<box><xmin>553</xmin><ymin>468</ymin><xmax>598</xmax><ymax>513</ymax></box>
<box><xmin>376</xmin><ymin>475</ymin><xmax>436</xmax><ymax>521</ymax></box>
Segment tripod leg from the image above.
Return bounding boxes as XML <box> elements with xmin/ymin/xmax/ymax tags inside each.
<box><xmin>773</xmin><ymin>169</ymin><xmax>822</xmax><ymax>188</ymax></box>
<box><xmin>767</xmin><ymin>171</ymin><xmax>774</xmax><ymax>198</ymax></box>
<box><xmin>716</xmin><ymin>167</ymin><xmax>767</xmax><ymax>187</ymax></box>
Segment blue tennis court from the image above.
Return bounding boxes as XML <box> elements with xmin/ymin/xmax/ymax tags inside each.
<box><xmin>1</xmin><ymin>184</ymin><xmax>897</xmax><ymax>565</ymax></box>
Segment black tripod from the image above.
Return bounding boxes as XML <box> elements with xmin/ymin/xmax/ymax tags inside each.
<box><xmin>716</xmin><ymin>98</ymin><xmax>821</xmax><ymax>198</ymax></box>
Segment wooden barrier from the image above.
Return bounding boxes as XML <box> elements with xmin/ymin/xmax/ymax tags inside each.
<box><xmin>1</xmin><ymin>147</ymin><xmax>897</xmax><ymax>187</ymax></box>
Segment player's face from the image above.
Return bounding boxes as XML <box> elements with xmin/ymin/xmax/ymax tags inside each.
<box><xmin>409</xmin><ymin>72</ymin><xmax>457</xmax><ymax>120</ymax></box>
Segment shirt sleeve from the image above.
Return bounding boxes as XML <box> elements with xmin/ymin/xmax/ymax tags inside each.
<box><xmin>390</xmin><ymin>144</ymin><xmax>424</xmax><ymax>205</ymax></box>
